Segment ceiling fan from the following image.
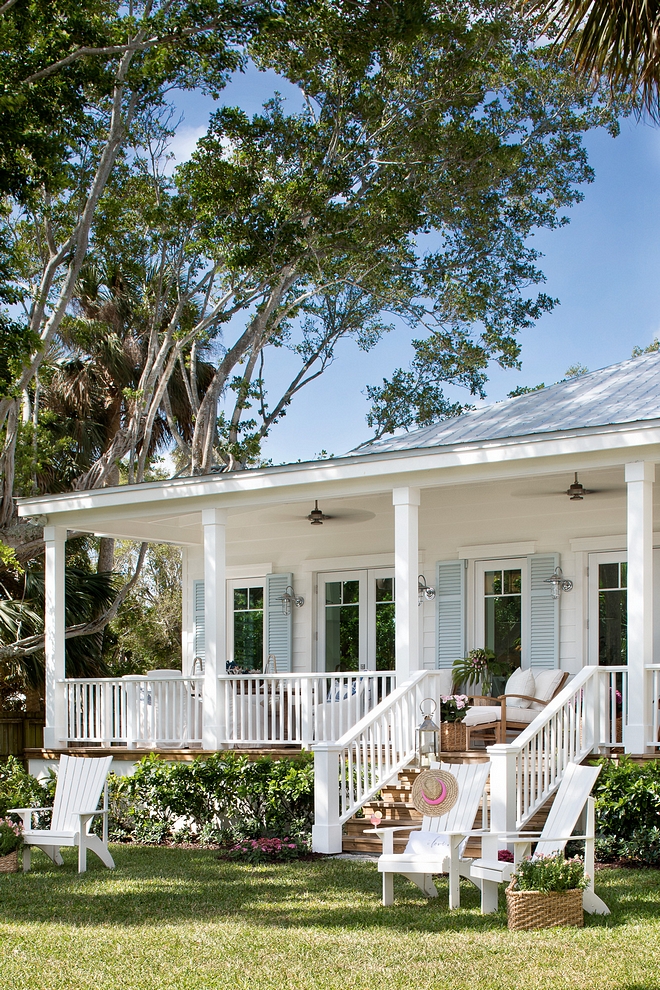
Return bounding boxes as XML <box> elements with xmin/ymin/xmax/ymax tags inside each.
<box><xmin>304</xmin><ymin>499</ymin><xmax>376</xmax><ymax>525</ymax></box>
<box><xmin>511</xmin><ymin>472</ymin><xmax>622</xmax><ymax>500</ymax></box>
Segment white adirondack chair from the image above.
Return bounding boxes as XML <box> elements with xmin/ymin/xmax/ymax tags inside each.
<box><xmin>9</xmin><ymin>755</ymin><xmax>115</xmax><ymax>873</ymax></box>
<box><xmin>371</xmin><ymin>761</ymin><xmax>491</xmax><ymax>909</ymax></box>
<box><xmin>470</xmin><ymin>762</ymin><xmax>609</xmax><ymax>915</ymax></box>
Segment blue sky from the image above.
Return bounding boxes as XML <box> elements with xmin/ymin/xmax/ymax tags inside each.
<box><xmin>171</xmin><ymin>68</ymin><xmax>660</xmax><ymax>464</ymax></box>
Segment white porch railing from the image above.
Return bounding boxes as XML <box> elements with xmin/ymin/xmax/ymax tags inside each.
<box><xmin>64</xmin><ymin>671</ymin><xmax>396</xmax><ymax>749</ymax></box>
<box><xmin>65</xmin><ymin>676</ymin><xmax>204</xmax><ymax>748</ymax></box>
<box><xmin>220</xmin><ymin>672</ymin><xmax>395</xmax><ymax>746</ymax></box>
<box><xmin>647</xmin><ymin>665</ymin><xmax>660</xmax><ymax>748</ymax></box>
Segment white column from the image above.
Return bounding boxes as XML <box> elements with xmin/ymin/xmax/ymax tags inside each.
<box><xmin>43</xmin><ymin>525</ymin><xmax>67</xmax><ymax>749</ymax></box>
<box><xmin>202</xmin><ymin>508</ymin><xmax>227</xmax><ymax>750</ymax></box>
<box><xmin>393</xmin><ymin>486</ymin><xmax>420</xmax><ymax>683</ymax></box>
<box><xmin>625</xmin><ymin>461</ymin><xmax>655</xmax><ymax>754</ymax></box>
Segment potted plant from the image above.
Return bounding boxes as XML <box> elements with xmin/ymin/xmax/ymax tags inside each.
<box><xmin>0</xmin><ymin>818</ymin><xmax>23</xmax><ymax>874</ymax></box>
<box><xmin>452</xmin><ymin>649</ymin><xmax>513</xmax><ymax>697</ymax></box>
<box><xmin>439</xmin><ymin>695</ymin><xmax>469</xmax><ymax>751</ymax></box>
<box><xmin>506</xmin><ymin>853</ymin><xmax>588</xmax><ymax>930</ymax></box>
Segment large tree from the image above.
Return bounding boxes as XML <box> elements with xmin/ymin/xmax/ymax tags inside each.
<box><xmin>25</xmin><ymin>0</ymin><xmax>618</xmax><ymax>487</ymax></box>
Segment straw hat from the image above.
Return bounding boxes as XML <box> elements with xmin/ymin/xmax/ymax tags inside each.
<box><xmin>411</xmin><ymin>769</ymin><xmax>459</xmax><ymax>817</ymax></box>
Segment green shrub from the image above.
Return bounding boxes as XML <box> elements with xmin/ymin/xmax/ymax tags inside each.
<box><xmin>593</xmin><ymin>757</ymin><xmax>660</xmax><ymax>864</ymax></box>
<box><xmin>0</xmin><ymin>756</ymin><xmax>51</xmax><ymax>820</ymax></box>
<box><xmin>108</xmin><ymin>752</ymin><xmax>314</xmax><ymax>845</ymax></box>
<box><xmin>511</xmin><ymin>854</ymin><xmax>588</xmax><ymax>892</ymax></box>
<box><xmin>619</xmin><ymin>827</ymin><xmax>660</xmax><ymax>866</ymax></box>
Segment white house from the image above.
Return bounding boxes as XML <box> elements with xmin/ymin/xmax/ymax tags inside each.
<box><xmin>18</xmin><ymin>350</ymin><xmax>660</xmax><ymax>851</ymax></box>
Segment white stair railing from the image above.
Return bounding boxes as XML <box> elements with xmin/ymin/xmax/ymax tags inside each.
<box><xmin>312</xmin><ymin>670</ymin><xmax>444</xmax><ymax>853</ymax></box>
<box><xmin>488</xmin><ymin>665</ymin><xmax>629</xmax><ymax>834</ymax></box>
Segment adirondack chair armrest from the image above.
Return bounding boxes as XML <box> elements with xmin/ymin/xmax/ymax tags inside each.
<box><xmin>449</xmin><ymin>829</ymin><xmax>489</xmax><ymax>837</ymax></box>
<box><xmin>364</xmin><ymin>824</ymin><xmax>420</xmax><ymax>856</ymax></box>
<box><xmin>7</xmin><ymin>807</ymin><xmax>51</xmax><ymax>826</ymax></box>
<box><xmin>498</xmin><ymin>831</ymin><xmax>543</xmax><ymax>839</ymax></box>
<box><xmin>77</xmin><ymin>809</ymin><xmax>108</xmax><ymax>817</ymax></box>
<box><xmin>363</xmin><ymin>824</ymin><xmax>420</xmax><ymax>837</ymax></box>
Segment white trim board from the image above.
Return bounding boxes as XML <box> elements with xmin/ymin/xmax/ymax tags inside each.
<box><xmin>457</xmin><ymin>541</ymin><xmax>537</xmax><ymax>559</ymax></box>
<box><xmin>301</xmin><ymin>552</ymin><xmax>425</xmax><ymax>572</ymax></box>
<box><xmin>570</xmin><ymin>535</ymin><xmax>660</xmax><ymax>552</ymax></box>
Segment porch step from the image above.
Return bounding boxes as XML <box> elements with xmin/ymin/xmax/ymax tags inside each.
<box><xmin>341</xmin><ymin>753</ymin><xmax>558</xmax><ymax>856</ymax></box>
<box><xmin>342</xmin><ymin>756</ymin><xmax>489</xmax><ymax>856</ymax></box>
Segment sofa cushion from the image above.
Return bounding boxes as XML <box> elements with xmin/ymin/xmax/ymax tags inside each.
<box><xmin>464</xmin><ymin>705</ymin><xmax>501</xmax><ymax>726</ymax></box>
<box><xmin>530</xmin><ymin>669</ymin><xmax>566</xmax><ymax>709</ymax></box>
<box><xmin>504</xmin><ymin>667</ymin><xmax>536</xmax><ymax>708</ymax></box>
<box><xmin>464</xmin><ymin>704</ymin><xmax>538</xmax><ymax>727</ymax></box>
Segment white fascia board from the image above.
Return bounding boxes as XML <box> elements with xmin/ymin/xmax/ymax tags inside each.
<box><xmin>17</xmin><ymin>420</ymin><xmax>660</xmax><ymax>523</ymax></box>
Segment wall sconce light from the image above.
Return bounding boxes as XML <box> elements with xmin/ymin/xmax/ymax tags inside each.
<box><xmin>279</xmin><ymin>585</ymin><xmax>305</xmax><ymax>615</ymax></box>
<box><xmin>418</xmin><ymin>574</ymin><xmax>436</xmax><ymax>606</ymax></box>
<box><xmin>544</xmin><ymin>565</ymin><xmax>573</xmax><ymax>600</ymax></box>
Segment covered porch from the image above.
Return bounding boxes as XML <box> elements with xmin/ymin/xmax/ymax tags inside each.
<box><xmin>18</xmin><ymin>441</ymin><xmax>660</xmax><ymax>759</ymax></box>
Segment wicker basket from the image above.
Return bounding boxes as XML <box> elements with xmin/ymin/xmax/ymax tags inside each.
<box><xmin>441</xmin><ymin>721</ymin><xmax>468</xmax><ymax>752</ymax></box>
<box><xmin>506</xmin><ymin>881</ymin><xmax>583</xmax><ymax>930</ymax></box>
<box><xmin>0</xmin><ymin>850</ymin><xmax>19</xmax><ymax>874</ymax></box>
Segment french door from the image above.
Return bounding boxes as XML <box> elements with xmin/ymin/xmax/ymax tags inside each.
<box><xmin>317</xmin><ymin>569</ymin><xmax>395</xmax><ymax>672</ymax></box>
<box><xmin>588</xmin><ymin>552</ymin><xmax>627</xmax><ymax>666</ymax></box>
<box><xmin>474</xmin><ymin>558</ymin><xmax>525</xmax><ymax>669</ymax></box>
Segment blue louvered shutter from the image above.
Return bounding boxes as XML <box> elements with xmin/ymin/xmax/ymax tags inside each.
<box><xmin>527</xmin><ymin>554</ymin><xmax>560</xmax><ymax>669</ymax></box>
<box><xmin>265</xmin><ymin>572</ymin><xmax>293</xmax><ymax>673</ymax></box>
<box><xmin>193</xmin><ymin>579</ymin><xmax>205</xmax><ymax>662</ymax></box>
<box><xmin>436</xmin><ymin>560</ymin><xmax>466</xmax><ymax>668</ymax></box>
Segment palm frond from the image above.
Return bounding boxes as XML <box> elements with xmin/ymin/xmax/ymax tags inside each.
<box><xmin>531</xmin><ymin>0</ymin><xmax>660</xmax><ymax>117</ymax></box>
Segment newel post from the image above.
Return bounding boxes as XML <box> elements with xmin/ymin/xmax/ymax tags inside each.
<box><xmin>312</xmin><ymin>744</ymin><xmax>342</xmax><ymax>853</ymax></box>
<box><xmin>43</xmin><ymin>525</ymin><xmax>67</xmax><ymax>749</ymax></box>
<box><xmin>486</xmin><ymin>743</ymin><xmax>517</xmax><ymax>843</ymax></box>
<box><xmin>625</xmin><ymin>461</ymin><xmax>654</xmax><ymax>754</ymax></box>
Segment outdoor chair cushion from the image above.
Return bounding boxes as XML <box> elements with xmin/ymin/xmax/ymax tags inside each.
<box><xmin>503</xmin><ymin>668</ymin><xmax>535</xmax><ymax>708</ymax></box>
<box><xmin>463</xmin><ymin>705</ymin><xmax>538</xmax><ymax>727</ymax></box>
<box><xmin>529</xmin><ymin>669</ymin><xmax>566</xmax><ymax>709</ymax></box>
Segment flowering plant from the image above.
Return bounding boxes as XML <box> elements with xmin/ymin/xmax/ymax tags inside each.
<box><xmin>452</xmin><ymin>649</ymin><xmax>512</xmax><ymax>695</ymax></box>
<box><xmin>439</xmin><ymin>695</ymin><xmax>469</xmax><ymax>723</ymax></box>
<box><xmin>225</xmin><ymin>835</ymin><xmax>309</xmax><ymax>864</ymax></box>
<box><xmin>511</xmin><ymin>853</ymin><xmax>589</xmax><ymax>893</ymax></box>
<box><xmin>0</xmin><ymin>818</ymin><xmax>23</xmax><ymax>856</ymax></box>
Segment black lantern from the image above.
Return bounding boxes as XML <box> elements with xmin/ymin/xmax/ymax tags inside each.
<box><xmin>416</xmin><ymin>698</ymin><xmax>440</xmax><ymax>767</ymax></box>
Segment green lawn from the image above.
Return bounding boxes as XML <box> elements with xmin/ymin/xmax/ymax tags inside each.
<box><xmin>0</xmin><ymin>848</ymin><xmax>659</xmax><ymax>990</ymax></box>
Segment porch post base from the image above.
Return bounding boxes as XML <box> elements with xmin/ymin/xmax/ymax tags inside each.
<box><xmin>623</xmin><ymin>721</ymin><xmax>650</xmax><ymax>755</ymax></box>
<box><xmin>312</xmin><ymin>824</ymin><xmax>343</xmax><ymax>854</ymax></box>
<box><xmin>43</xmin><ymin>726</ymin><xmax>67</xmax><ymax>749</ymax></box>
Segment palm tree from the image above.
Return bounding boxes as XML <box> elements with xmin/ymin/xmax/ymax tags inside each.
<box><xmin>532</xmin><ymin>1</ymin><xmax>660</xmax><ymax>117</ymax></box>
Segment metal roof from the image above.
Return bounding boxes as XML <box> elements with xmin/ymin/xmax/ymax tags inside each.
<box><xmin>355</xmin><ymin>351</ymin><xmax>660</xmax><ymax>454</ymax></box>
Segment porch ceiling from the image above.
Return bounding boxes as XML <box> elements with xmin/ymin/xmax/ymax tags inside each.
<box><xmin>16</xmin><ymin>417</ymin><xmax>660</xmax><ymax>545</ymax></box>
<box><xmin>27</xmin><ymin>463</ymin><xmax>658</xmax><ymax>556</ymax></box>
